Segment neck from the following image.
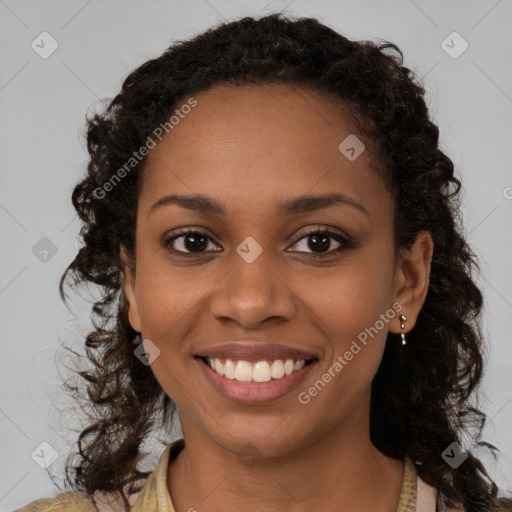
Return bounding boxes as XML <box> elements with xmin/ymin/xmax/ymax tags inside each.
<box><xmin>167</xmin><ymin>411</ymin><xmax>405</xmax><ymax>512</ymax></box>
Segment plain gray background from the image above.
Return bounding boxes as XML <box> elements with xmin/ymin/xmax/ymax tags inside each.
<box><xmin>1</xmin><ymin>0</ymin><xmax>511</xmax><ymax>510</ymax></box>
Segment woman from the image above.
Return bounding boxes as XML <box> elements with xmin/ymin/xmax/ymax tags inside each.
<box><xmin>18</xmin><ymin>12</ymin><xmax>511</xmax><ymax>512</ymax></box>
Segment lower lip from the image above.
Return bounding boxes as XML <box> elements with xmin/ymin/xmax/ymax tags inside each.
<box><xmin>195</xmin><ymin>357</ymin><xmax>318</xmax><ymax>405</ymax></box>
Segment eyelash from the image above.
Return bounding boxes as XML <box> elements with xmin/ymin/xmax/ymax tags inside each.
<box><xmin>161</xmin><ymin>225</ymin><xmax>354</xmax><ymax>259</ymax></box>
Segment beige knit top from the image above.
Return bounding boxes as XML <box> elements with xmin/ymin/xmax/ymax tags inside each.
<box><xmin>17</xmin><ymin>438</ymin><xmax>453</xmax><ymax>512</ymax></box>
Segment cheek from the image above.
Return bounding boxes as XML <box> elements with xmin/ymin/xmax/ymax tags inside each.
<box><xmin>133</xmin><ymin>247</ymin><xmax>220</xmax><ymax>380</ymax></box>
<box><xmin>298</xmin><ymin>288</ymin><xmax>392</xmax><ymax>417</ymax></box>
<box><xmin>136</xmin><ymin>267</ymin><xmax>200</xmax><ymax>347</ymax></box>
<box><xmin>133</xmin><ymin>262</ymin><xmax>201</xmax><ymax>402</ymax></box>
<box><xmin>307</xmin><ymin>251</ymin><xmax>394</xmax><ymax>334</ymax></box>
<box><xmin>303</xmin><ymin>250</ymin><xmax>395</xmax><ymax>383</ymax></box>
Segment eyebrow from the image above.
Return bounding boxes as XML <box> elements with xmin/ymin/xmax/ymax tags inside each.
<box><xmin>148</xmin><ymin>192</ymin><xmax>368</xmax><ymax>218</ymax></box>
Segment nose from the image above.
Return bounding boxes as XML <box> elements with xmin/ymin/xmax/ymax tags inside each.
<box><xmin>209</xmin><ymin>250</ymin><xmax>296</xmax><ymax>329</ymax></box>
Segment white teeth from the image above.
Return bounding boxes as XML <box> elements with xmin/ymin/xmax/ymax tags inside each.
<box><xmin>214</xmin><ymin>358</ymin><xmax>224</xmax><ymax>376</ymax></box>
<box><xmin>270</xmin><ymin>359</ymin><xmax>285</xmax><ymax>379</ymax></box>
<box><xmin>206</xmin><ymin>357</ymin><xmax>308</xmax><ymax>382</ymax></box>
<box><xmin>223</xmin><ymin>359</ymin><xmax>236</xmax><ymax>379</ymax></box>
<box><xmin>293</xmin><ymin>360</ymin><xmax>304</xmax><ymax>371</ymax></box>
<box><xmin>234</xmin><ymin>360</ymin><xmax>253</xmax><ymax>382</ymax></box>
<box><xmin>252</xmin><ymin>361</ymin><xmax>271</xmax><ymax>382</ymax></box>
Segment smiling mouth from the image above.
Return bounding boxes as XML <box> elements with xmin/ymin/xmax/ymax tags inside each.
<box><xmin>195</xmin><ymin>355</ymin><xmax>318</xmax><ymax>383</ymax></box>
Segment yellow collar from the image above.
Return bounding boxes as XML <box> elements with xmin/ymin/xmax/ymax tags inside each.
<box><xmin>131</xmin><ymin>438</ymin><xmax>185</xmax><ymax>512</ymax></box>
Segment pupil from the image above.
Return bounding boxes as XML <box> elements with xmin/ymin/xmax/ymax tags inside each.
<box><xmin>185</xmin><ymin>234</ymin><xmax>207</xmax><ymax>252</ymax></box>
<box><xmin>309</xmin><ymin>233</ymin><xmax>329</xmax><ymax>252</ymax></box>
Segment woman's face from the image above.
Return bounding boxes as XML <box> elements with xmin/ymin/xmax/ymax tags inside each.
<box><xmin>122</xmin><ymin>83</ymin><xmax>431</xmax><ymax>458</ymax></box>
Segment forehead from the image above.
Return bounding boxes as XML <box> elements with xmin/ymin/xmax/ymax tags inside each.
<box><xmin>139</xmin><ymin>83</ymin><xmax>390</xmax><ymax>220</ymax></box>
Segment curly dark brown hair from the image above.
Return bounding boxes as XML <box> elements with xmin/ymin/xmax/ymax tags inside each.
<box><xmin>58</xmin><ymin>12</ymin><xmax>512</xmax><ymax>512</ymax></box>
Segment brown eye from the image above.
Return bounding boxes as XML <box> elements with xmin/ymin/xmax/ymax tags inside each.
<box><xmin>162</xmin><ymin>226</ymin><xmax>354</xmax><ymax>259</ymax></box>
<box><xmin>162</xmin><ymin>228</ymin><xmax>221</xmax><ymax>257</ymax></box>
<box><xmin>288</xmin><ymin>227</ymin><xmax>352</xmax><ymax>257</ymax></box>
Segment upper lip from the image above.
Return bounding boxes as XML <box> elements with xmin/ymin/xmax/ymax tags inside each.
<box><xmin>195</xmin><ymin>342</ymin><xmax>318</xmax><ymax>363</ymax></box>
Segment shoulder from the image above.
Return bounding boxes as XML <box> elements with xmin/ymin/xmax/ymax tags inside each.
<box><xmin>417</xmin><ymin>472</ymin><xmax>466</xmax><ymax>512</ymax></box>
<box><xmin>15</xmin><ymin>490</ymin><xmax>98</xmax><ymax>512</ymax></box>
<box><xmin>15</xmin><ymin>488</ymin><xmax>143</xmax><ymax>512</ymax></box>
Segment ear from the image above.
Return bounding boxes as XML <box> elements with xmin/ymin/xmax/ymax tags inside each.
<box><xmin>120</xmin><ymin>244</ymin><xmax>142</xmax><ymax>333</ymax></box>
<box><xmin>390</xmin><ymin>230</ymin><xmax>433</xmax><ymax>335</ymax></box>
